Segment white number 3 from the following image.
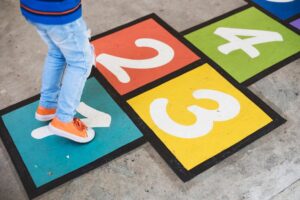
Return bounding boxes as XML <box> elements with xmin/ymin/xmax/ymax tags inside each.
<box><xmin>150</xmin><ymin>89</ymin><xmax>240</xmax><ymax>139</ymax></box>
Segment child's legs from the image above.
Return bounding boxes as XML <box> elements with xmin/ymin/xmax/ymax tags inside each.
<box><xmin>35</xmin><ymin>27</ymin><xmax>66</xmax><ymax>109</ymax></box>
<box><xmin>46</xmin><ymin>18</ymin><xmax>94</xmax><ymax>122</ymax></box>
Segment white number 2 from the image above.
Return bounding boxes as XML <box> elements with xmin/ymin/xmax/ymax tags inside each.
<box><xmin>96</xmin><ymin>38</ymin><xmax>174</xmax><ymax>83</ymax></box>
<box><xmin>150</xmin><ymin>89</ymin><xmax>240</xmax><ymax>139</ymax></box>
<box><xmin>214</xmin><ymin>27</ymin><xmax>283</xmax><ymax>58</ymax></box>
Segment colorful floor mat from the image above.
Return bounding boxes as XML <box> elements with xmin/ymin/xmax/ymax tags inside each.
<box><xmin>1</xmin><ymin>1</ymin><xmax>299</xmax><ymax>198</ymax></box>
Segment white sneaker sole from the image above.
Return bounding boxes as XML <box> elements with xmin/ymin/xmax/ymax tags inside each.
<box><xmin>48</xmin><ymin>123</ymin><xmax>95</xmax><ymax>143</ymax></box>
<box><xmin>35</xmin><ymin>113</ymin><xmax>55</xmax><ymax>121</ymax></box>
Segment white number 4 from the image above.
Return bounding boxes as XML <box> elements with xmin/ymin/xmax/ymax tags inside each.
<box><xmin>214</xmin><ymin>27</ymin><xmax>283</xmax><ymax>58</ymax></box>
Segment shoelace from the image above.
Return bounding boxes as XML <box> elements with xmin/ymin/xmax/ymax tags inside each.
<box><xmin>73</xmin><ymin>118</ymin><xmax>87</xmax><ymax>131</ymax></box>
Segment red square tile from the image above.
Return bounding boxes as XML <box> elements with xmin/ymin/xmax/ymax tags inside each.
<box><xmin>91</xmin><ymin>15</ymin><xmax>200</xmax><ymax>95</ymax></box>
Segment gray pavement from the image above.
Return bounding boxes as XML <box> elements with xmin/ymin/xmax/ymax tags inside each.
<box><xmin>0</xmin><ymin>0</ymin><xmax>299</xmax><ymax>199</ymax></box>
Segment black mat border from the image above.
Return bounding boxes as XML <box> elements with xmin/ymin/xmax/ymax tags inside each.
<box><xmin>181</xmin><ymin>4</ymin><xmax>300</xmax><ymax>87</ymax></box>
<box><xmin>286</xmin><ymin>13</ymin><xmax>300</xmax><ymax>25</ymax></box>
<box><xmin>121</xmin><ymin>59</ymin><xmax>286</xmax><ymax>182</ymax></box>
<box><xmin>86</xmin><ymin>11</ymin><xmax>285</xmax><ymax>182</ymax></box>
<box><xmin>0</xmin><ymin>68</ymin><xmax>146</xmax><ymax>199</ymax></box>
<box><xmin>60</xmin><ymin>11</ymin><xmax>286</xmax><ymax>182</ymax></box>
<box><xmin>0</xmin><ymin>9</ymin><xmax>290</xmax><ymax>198</ymax></box>
<box><xmin>244</xmin><ymin>0</ymin><xmax>300</xmax><ymax>33</ymax></box>
<box><xmin>90</xmin><ymin>13</ymin><xmax>205</xmax><ymax>99</ymax></box>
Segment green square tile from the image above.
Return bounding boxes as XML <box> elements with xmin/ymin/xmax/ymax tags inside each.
<box><xmin>184</xmin><ymin>7</ymin><xmax>300</xmax><ymax>84</ymax></box>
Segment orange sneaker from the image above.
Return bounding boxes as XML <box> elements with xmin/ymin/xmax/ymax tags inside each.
<box><xmin>48</xmin><ymin>117</ymin><xmax>95</xmax><ymax>143</ymax></box>
<box><xmin>35</xmin><ymin>106</ymin><xmax>56</xmax><ymax>121</ymax></box>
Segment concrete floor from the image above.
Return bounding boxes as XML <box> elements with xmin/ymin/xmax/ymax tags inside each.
<box><xmin>0</xmin><ymin>0</ymin><xmax>299</xmax><ymax>199</ymax></box>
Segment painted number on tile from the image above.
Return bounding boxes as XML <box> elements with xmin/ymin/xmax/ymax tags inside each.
<box><xmin>96</xmin><ymin>38</ymin><xmax>175</xmax><ymax>83</ymax></box>
<box><xmin>150</xmin><ymin>89</ymin><xmax>240</xmax><ymax>139</ymax></box>
<box><xmin>214</xmin><ymin>27</ymin><xmax>283</xmax><ymax>58</ymax></box>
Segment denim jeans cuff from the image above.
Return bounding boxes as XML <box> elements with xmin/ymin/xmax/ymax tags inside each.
<box><xmin>39</xmin><ymin>101</ymin><xmax>57</xmax><ymax>109</ymax></box>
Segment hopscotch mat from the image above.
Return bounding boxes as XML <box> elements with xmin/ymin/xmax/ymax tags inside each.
<box><xmin>1</xmin><ymin>1</ymin><xmax>299</xmax><ymax>198</ymax></box>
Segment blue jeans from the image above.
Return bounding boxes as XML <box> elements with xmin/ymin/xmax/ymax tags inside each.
<box><xmin>29</xmin><ymin>17</ymin><xmax>94</xmax><ymax>122</ymax></box>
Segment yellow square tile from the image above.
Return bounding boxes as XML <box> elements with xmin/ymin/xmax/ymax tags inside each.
<box><xmin>127</xmin><ymin>63</ymin><xmax>273</xmax><ymax>170</ymax></box>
